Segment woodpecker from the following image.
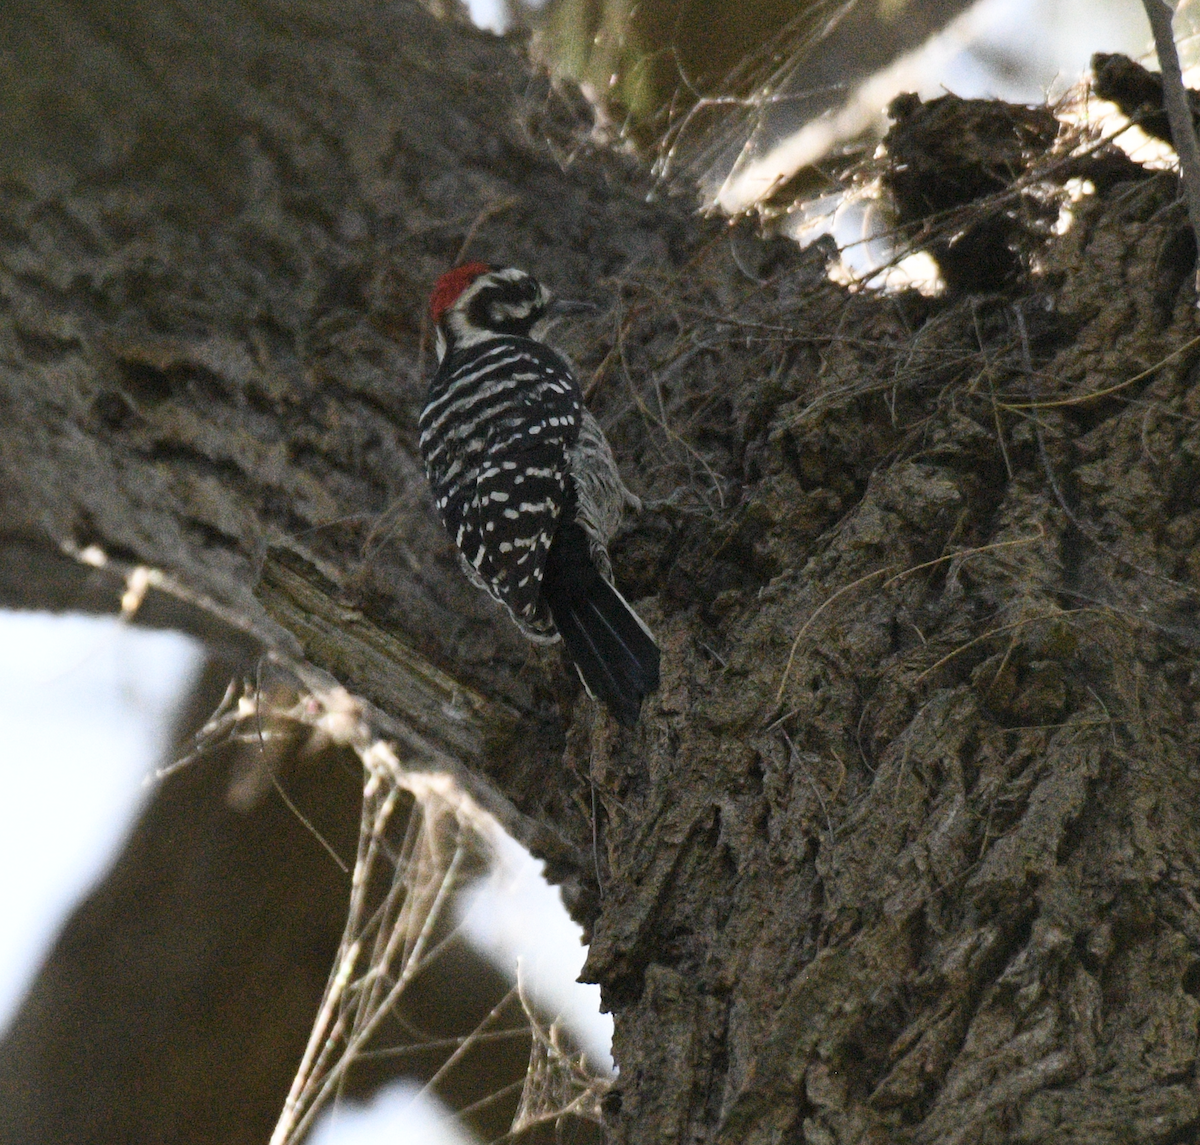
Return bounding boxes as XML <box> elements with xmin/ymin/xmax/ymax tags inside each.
<box><xmin>419</xmin><ymin>263</ymin><xmax>660</xmax><ymax>726</ymax></box>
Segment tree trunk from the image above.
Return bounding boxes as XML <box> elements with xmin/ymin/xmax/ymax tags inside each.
<box><xmin>2</xmin><ymin>3</ymin><xmax>1199</xmax><ymax>1143</ymax></box>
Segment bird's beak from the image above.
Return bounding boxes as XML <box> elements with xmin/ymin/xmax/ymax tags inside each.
<box><xmin>548</xmin><ymin>297</ymin><xmax>598</xmax><ymax>318</ymax></box>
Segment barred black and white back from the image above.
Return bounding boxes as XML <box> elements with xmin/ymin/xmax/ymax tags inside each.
<box><xmin>420</xmin><ymin>335</ymin><xmax>580</xmax><ymax>636</ymax></box>
<box><xmin>419</xmin><ymin>263</ymin><xmax>660</xmax><ymax>726</ymax></box>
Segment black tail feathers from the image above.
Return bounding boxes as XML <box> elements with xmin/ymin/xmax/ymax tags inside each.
<box><xmin>542</xmin><ymin>523</ymin><xmax>660</xmax><ymax>727</ymax></box>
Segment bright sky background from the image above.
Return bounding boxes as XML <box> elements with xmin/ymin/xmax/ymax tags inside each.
<box><xmin>0</xmin><ymin>612</ymin><xmax>202</xmax><ymax>1028</ymax></box>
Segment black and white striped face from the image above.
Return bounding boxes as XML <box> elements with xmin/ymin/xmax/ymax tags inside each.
<box><xmin>431</xmin><ymin>266</ymin><xmax>553</xmax><ymax>362</ymax></box>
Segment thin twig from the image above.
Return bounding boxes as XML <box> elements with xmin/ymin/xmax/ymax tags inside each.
<box><xmin>914</xmin><ymin>610</ymin><xmax>1089</xmax><ymax>683</ymax></box>
<box><xmin>1015</xmin><ymin>305</ymin><xmax>1200</xmax><ymax>600</ymax></box>
<box><xmin>413</xmin><ymin>984</ymin><xmax>521</xmax><ymax>1102</ymax></box>
<box><xmin>773</xmin><ymin>567</ymin><xmax>891</xmax><ymax>706</ymax></box>
<box><xmin>997</xmin><ymin>332</ymin><xmax>1200</xmax><ymax>410</ymax></box>
<box><xmin>772</xmin><ymin>529</ymin><xmax>1045</xmax><ymax>707</ymax></box>
<box><xmin>271</xmin><ymin>774</ymin><xmax>351</xmax><ymax>874</ymax></box>
<box><xmin>1143</xmin><ymin>0</ymin><xmax>1200</xmax><ymax>296</ymax></box>
<box><xmin>454</xmin><ymin>197</ymin><xmax>519</xmax><ymax>266</ymax></box>
<box><xmin>781</xmin><ymin>730</ymin><xmax>834</xmax><ymax>840</ymax></box>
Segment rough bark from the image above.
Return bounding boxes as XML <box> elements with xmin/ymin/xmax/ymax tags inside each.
<box><xmin>3</xmin><ymin>6</ymin><xmax>1200</xmax><ymax>1145</ymax></box>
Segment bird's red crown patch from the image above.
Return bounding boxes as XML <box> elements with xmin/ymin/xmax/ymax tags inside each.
<box><xmin>429</xmin><ymin>262</ymin><xmax>491</xmax><ymax>325</ymax></box>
